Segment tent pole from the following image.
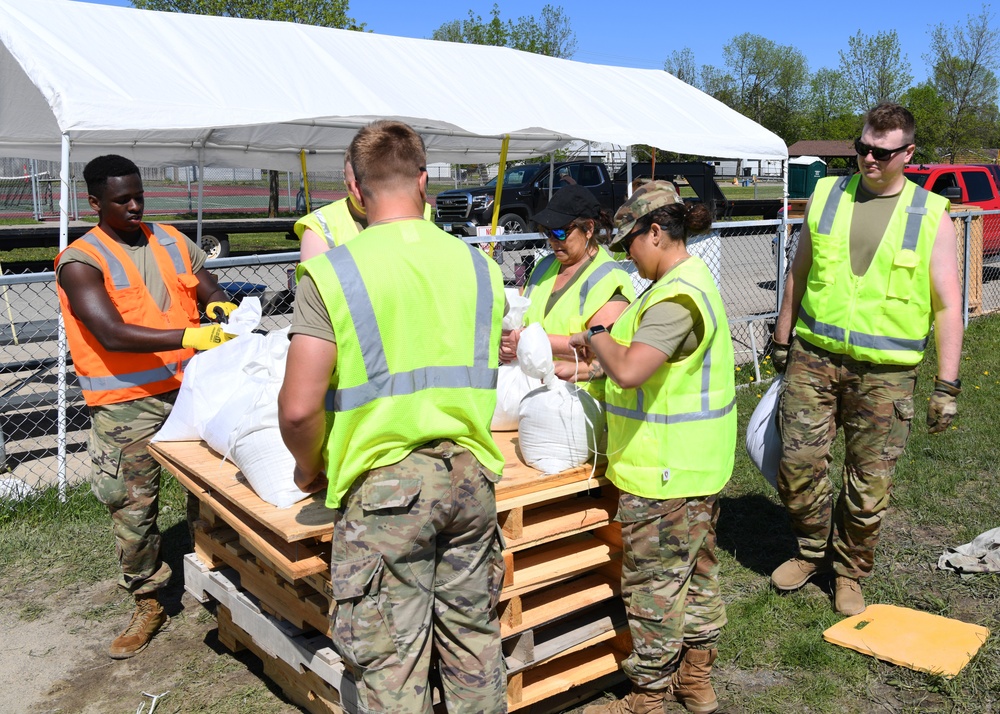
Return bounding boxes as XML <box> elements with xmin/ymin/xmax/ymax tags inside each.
<box><xmin>626</xmin><ymin>146</ymin><xmax>634</xmax><ymax>198</ymax></box>
<box><xmin>300</xmin><ymin>150</ymin><xmax>311</xmax><ymax>214</ymax></box>
<box><xmin>196</xmin><ymin>149</ymin><xmax>205</xmax><ymax>249</ymax></box>
<box><xmin>57</xmin><ymin>132</ymin><xmax>70</xmax><ymax>502</ymax></box>
<box><xmin>489</xmin><ymin>135</ymin><xmax>511</xmax><ymax>239</ymax></box>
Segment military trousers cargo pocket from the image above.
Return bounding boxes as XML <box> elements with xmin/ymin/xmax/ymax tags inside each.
<box><xmin>87</xmin><ymin>431</ymin><xmax>126</xmax><ymax>508</ymax></box>
<box><xmin>330</xmin><ymin>554</ymin><xmax>399</xmax><ymax>668</ymax></box>
<box><xmin>487</xmin><ymin>530</ymin><xmax>506</xmax><ymax>611</ymax></box>
<box><xmin>882</xmin><ymin>398</ymin><xmax>915</xmax><ymax>461</ymax></box>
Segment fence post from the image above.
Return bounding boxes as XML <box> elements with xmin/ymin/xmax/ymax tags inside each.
<box><xmin>963</xmin><ymin>214</ymin><xmax>971</xmax><ymax>328</ymax></box>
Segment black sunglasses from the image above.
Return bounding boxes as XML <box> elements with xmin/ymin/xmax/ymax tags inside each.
<box><xmin>618</xmin><ymin>230</ymin><xmax>640</xmax><ymax>256</ymax></box>
<box><xmin>854</xmin><ymin>138</ymin><xmax>911</xmax><ymax>162</ymax></box>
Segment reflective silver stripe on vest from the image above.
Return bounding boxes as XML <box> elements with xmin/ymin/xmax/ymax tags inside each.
<box><xmin>151</xmin><ymin>224</ymin><xmax>188</xmax><ymax>274</ymax></box>
<box><xmin>797</xmin><ymin>307</ymin><xmax>846</xmax><ymax>342</ymax></box>
<box><xmin>578</xmin><ymin>261</ymin><xmax>626</xmax><ymax>315</ymax></box>
<box><xmin>325</xmin><ymin>243</ymin><xmax>497</xmax><ymax>412</ymax></box>
<box><xmin>316</xmin><ymin>211</ymin><xmax>336</xmax><ymax>248</ymax></box>
<box><xmin>816</xmin><ymin>176</ymin><xmax>852</xmax><ymax>235</ymax></box>
<box><xmin>524</xmin><ymin>254</ymin><xmax>558</xmax><ymax>299</ymax></box>
<box><xmin>902</xmin><ymin>187</ymin><xmax>929</xmax><ymax>251</ymax></box>
<box><xmin>798</xmin><ymin>307</ymin><xmax>927</xmax><ymax>352</ymax></box>
<box><xmin>77</xmin><ymin>358</ymin><xmax>188</xmax><ymax>393</ymax></box>
<box><xmin>609</xmin><ymin>275</ymin><xmax>727</xmax><ymax>424</ymax></box>
<box><xmin>81</xmin><ymin>231</ymin><xmax>131</xmax><ymax>290</ymax></box>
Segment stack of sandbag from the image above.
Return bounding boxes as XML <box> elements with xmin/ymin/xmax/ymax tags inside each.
<box><xmin>515</xmin><ymin>323</ymin><xmax>604</xmax><ymax>474</ymax></box>
<box><xmin>153</xmin><ymin>300</ymin><xmax>306</xmax><ymax>509</ymax></box>
<box><xmin>492</xmin><ymin>288</ymin><xmax>540</xmax><ymax>431</ymax></box>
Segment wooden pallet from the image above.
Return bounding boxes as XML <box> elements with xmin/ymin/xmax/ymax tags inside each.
<box><xmin>188</xmin><ymin>553</ymin><xmax>630</xmax><ymax>713</ymax></box>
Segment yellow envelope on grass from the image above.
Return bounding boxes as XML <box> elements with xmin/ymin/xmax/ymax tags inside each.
<box><xmin>823</xmin><ymin>604</ymin><xmax>990</xmax><ymax>677</ymax></box>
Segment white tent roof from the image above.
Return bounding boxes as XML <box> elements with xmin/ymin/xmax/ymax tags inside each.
<box><xmin>0</xmin><ymin>0</ymin><xmax>787</xmax><ymax>170</ymax></box>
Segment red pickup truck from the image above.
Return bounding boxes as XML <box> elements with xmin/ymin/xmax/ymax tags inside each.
<box><xmin>903</xmin><ymin>164</ymin><xmax>1000</xmax><ymax>255</ymax></box>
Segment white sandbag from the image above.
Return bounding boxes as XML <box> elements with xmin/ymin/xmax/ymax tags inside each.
<box><xmin>745</xmin><ymin>376</ymin><xmax>784</xmax><ymax>489</ymax></box>
<box><xmin>518</xmin><ymin>381</ymin><xmax>604</xmax><ymax>473</ymax></box>
<box><xmin>514</xmin><ymin>323</ymin><xmax>604</xmax><ymax>473</ymax></box>
<box><xmin>503</xmin><ymin>287</ymin><xmax>530</xmax><ymax>330</ymax></box>
<box><xmin>230</xmin><ymin>429</ymin><xmax>300</xmax><ymax>509</ymax></box>
<box><xmin>152</xmin><ymin>298</ymin><xmax>263</xmax><ymax>442</ymax></box>
<box><xmin>491</xmin><ymin>363</ymin><xmax>541</xmax><ymax>431</ymax></box>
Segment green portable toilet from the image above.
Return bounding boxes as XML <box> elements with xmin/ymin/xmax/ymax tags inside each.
<box><xmin>788</xmin><ymin>156</ymin><xmax>827</xmax><ymax>198</ymax></box>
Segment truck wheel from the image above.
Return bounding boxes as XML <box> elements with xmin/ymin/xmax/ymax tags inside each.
<box><xmin>499</xmin><ymin>213</ymin><xmax>528</xmax><ymax>250</ymax></box>
<box><xmin>200</xmin><ymin>234</ymin><xmax>230</xmax><ymax>260</ymax></box>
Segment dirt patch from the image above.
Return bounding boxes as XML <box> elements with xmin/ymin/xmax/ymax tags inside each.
<box><xmin>1</xmin><ymin>578</ymin><xmax>298</xmax><ymax>714</ymax></box>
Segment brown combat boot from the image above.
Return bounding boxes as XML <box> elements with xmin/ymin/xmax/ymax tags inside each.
<box><xmin>834</xmin><ymin>576</ymin><xmax>866</xmax><ymax>616</ymax></box>
<box><xmin>666</xmin><ymin>648</ymin><xmax>719</xmax><ymax>713</ymax></box>
<box><xmin>581</xmin><ymin>688</ymin><xmax>666</xmax><ymax>714</ymax></box>
<box><xmin>109</xmin><ymin>593</ymin><xmax>168</xmax><ymax>659</ymax></box>
<box><xmin>771</xmin><ymin>557</ymin><xmax>830</xmax><ymax>591</ymax></box>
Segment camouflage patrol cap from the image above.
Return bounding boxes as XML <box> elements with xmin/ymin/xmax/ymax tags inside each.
<box><xmin>611</xmin><ymin>180</ymin><xmax>683</xmax><ymax>249</ymax></box>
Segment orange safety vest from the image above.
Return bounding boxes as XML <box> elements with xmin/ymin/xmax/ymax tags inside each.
<box><xmin>55</xmin><ymin>224</ymin><xmax>200</xmax><ymax>407</ymax></box>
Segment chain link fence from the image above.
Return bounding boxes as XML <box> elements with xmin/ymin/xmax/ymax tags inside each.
<box><xmin>1</xmin><ymin>212</ymin><xmax>996</xmax><ymax>503</ymax></box>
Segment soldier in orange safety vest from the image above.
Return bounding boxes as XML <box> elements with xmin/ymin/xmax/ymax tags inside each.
<box><xmin>55</xmin><ymin>154</ymin><xmax>236</xmax><ymax>660</ymax></box>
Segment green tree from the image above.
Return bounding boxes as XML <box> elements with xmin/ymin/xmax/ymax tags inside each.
<box><xmin>664</xmin><ymin>48</ymin><xmax>698</xmax><ymax>87</ymax></box>
<box><xmin>837</xmin><ymin>30</ymin><xmax>912</xmax><ymax>112</ymax></box>
<box><xmin>431</xmin><ymin>4</ymin><xmax>576</xmax><ymax>58</ymax></box>
<box><xmin>130</xmin><ymin>0</ymin><xmax>364</xmax><ymax>29</ymax></box>
<box><xmin>926</xmin><ymin>5</ymin><xmax>1000</xmax><ymax>161</ymax></box>
<box><xmin>131</xmin><ymin>0</ymin><xmax>364</xmax><ymax>216</ymax></box>
<box><xmin>802</xmin><ymin>68</ymin><xmax>858</xmax><ymax>140</ymax></box>
<box><xmin>899</xmin><ymin>83</ymin><xmax>950</xmax><ymax>163</ymax></box>
<box><xmin>702</xmin><ymin>34</ymin><xmax>809</xmax><ymax>142</ymax></box>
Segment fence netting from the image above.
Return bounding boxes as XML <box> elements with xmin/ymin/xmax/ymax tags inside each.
<box><xmin>0</xmin><ymin>212</ymin><xmax>995</xmax><ymax>503</ymax></box>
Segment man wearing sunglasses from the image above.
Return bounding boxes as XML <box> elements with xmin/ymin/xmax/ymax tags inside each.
<box><xmin>769</xmin><ymin>102</ymin><xmax>964</xmax><ymax>616</ymax></box>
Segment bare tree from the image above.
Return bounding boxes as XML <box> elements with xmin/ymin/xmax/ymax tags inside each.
<box><xmin>664</xmin><ymin>48</ymin><xmax>699</xmax><ymax>87</ymax></box>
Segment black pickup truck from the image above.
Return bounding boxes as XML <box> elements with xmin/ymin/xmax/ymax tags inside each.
<box><xmin>433</xmin><ymin>160</ymin><xmax>784</xmax><ymax>241</ymax></box>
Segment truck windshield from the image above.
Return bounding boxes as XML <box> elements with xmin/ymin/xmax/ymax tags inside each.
<box><xmin>904</xmin><ymin>172</ymin><xmax>928</xmax><ymax>188</ymax></box>
<box><xmin>484</xmin><ymin>168</ymin><xmax>535</xmax><ymax>188</ymax></box>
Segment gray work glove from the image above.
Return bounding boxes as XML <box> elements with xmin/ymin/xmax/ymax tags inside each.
<box><xmin>927</xmin><ymin>377</ymin><xmax>961</xmax><ymax>433</ymax></box>
<box><xmin>771</xmin><ymin>340</ymin><xmax>791</xmax><ymax>374</ymax></box>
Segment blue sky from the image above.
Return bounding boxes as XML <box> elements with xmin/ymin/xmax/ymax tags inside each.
<box><xmin>75</xmin><ymin>0</ymin><xmax>970</xmax><ymax>83</ymax></box>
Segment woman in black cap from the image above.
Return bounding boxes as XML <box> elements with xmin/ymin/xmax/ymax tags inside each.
<box><xmin>499</xmin><ymin>185</ymin><xmax>634</xmax><ymax>391</ymax></box>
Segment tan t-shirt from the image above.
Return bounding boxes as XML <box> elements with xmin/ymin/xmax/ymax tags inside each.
<box><xmin>289</xmin><ymin>274</ymin><xmax>336</xmax><ymax>343</ymax></box>
<box><xmin>630</xmin><ymin>258</ymin><xmax>702</xmax><ymax>361</ymax></box>
<box><xmin>849</xmin><ymin>183</ymin><xmax>902</xmax><ymax>276</ymax></box>
<box><xmin>56</xmin><ymin>227</ymin><xmax>208</xmax><ymax>312</ymax></box>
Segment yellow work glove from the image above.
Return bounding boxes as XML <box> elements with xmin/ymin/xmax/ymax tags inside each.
<box><xmin>182</xmin><ymin>324</ymin><xmax>235</xmax><ymax>351</ymax></box>
<box><xmin>206</xmin><ymin>301</ymin><xmax>238</xmax><ymax>323</ymax></box>
<box><xmin>927</xmin><ymin>377</ymin><xmax>961</xmax><ymax>433</ymax></box>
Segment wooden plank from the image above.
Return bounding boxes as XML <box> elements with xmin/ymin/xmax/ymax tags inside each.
<box><xmin>150</xmin><ymin>440</ymin><xmax>334</xmax><ymax>542</ymax></box>
<box><xmin>158</xmin><ymin>452</ymin><xmax>330</xmax><ymax>581</ymax></box>
<box><xmin>504</xmin><ymin>602</ymin><xmax>627</xmax><ymax>675</ymax></box>
<box><xmin>217</xmin><ymin>605</ymin><xmax>345</xmax><ymax>714</ymax></box>
<box><xmin>510</xmin><ymin>643</ymin><xmax>627</xmax><ymax>711</ymax></box>
<box><xmin>501</xmin><ymin>534</ymin><xmax>620</xmax><ymax>601</ymax></box>
<box><xmin>505</xmin><ymin>490</ymin><xmax>617</xmax><ymax>552</ymax></box>
<box><xmin>195</xmin><ymin>528</ymin><xmax>332</xmax><ymax>636</ymax></box>
<box><xmin>502</xmin><ymin>573</ymin><xmax>618</xmax><ymax>637</ymax></box>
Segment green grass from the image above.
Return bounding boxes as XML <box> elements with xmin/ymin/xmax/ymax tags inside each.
<box><xmin>1</xmin><ymin>318</ymin><xmax>998</xmax><ymax>713</ymax></box>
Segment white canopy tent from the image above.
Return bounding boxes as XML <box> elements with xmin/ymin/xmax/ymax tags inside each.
<box><xmin>0</xmin><ymin>0</ymin><xmax>787</xmax><ymax>171</ymax></box>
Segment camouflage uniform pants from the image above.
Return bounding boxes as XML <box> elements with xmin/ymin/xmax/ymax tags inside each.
<box><xmin>89</xmin><ymin>391</ymin><xmax>177</xmax><ymax>596</ymax></box>
<box><xmin>778</xmin><ymin>338</ymin><xmax>917</xmax><ymax>579</ymax></box>
<box><xmin>617</xmin><ymin>491</ymin><xmax>726</xmax><ymax>691</ymax></box>
<box><xmin>329</xmin><ymin>440</ymin><xmax>506</xmax><ymax>714</ymax></box>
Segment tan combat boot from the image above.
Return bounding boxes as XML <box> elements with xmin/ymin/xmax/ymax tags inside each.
<box><xmin>666</xmin><ymin>648</ymin><xmax>719</xmax><ymax>714</ymax></box>
<box><xmin>771</xmin><ymin>557</ymin><xmax>829</xmax><ymax>591</ymax></box>
<box><xmin>581</xmin><ymin>688</ymin><xmax>666</xmax><ymax>714</ymax></box>
<box><xmin>834</xmin><ymin>576</ymin><xmax>866</xmax><ymax>616</ymax></box>
<box><xmin>109</xmin><ymin>593</ymin><xmax>168</xmax><ymax>659</ymax></box>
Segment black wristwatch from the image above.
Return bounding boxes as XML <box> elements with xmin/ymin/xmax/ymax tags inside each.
<box><xmin>586</xmin><ymin>325</ymin><xmax>608</xmax><ymax>345</ymax></box>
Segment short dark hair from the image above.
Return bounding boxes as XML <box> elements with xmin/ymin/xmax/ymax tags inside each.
<box><xmin>83</xmin><ymin>155</ymin><xmax>140</xmax><ymax>198</ymax></box>
<box><xmin>864</xmin><ymin>103</ymin><xmax>915</xmax><ymax>144</ymax></box>
<box><xmin>348</xmin><ymin>121</ymin><xmax>426</xmax><ymax>199</ymax></box>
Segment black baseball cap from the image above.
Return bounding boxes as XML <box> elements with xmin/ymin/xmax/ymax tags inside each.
<box><xmin>532</xmin><ymin>185</ymin><xmax>600</xmax><ymax>229</ymax></box>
